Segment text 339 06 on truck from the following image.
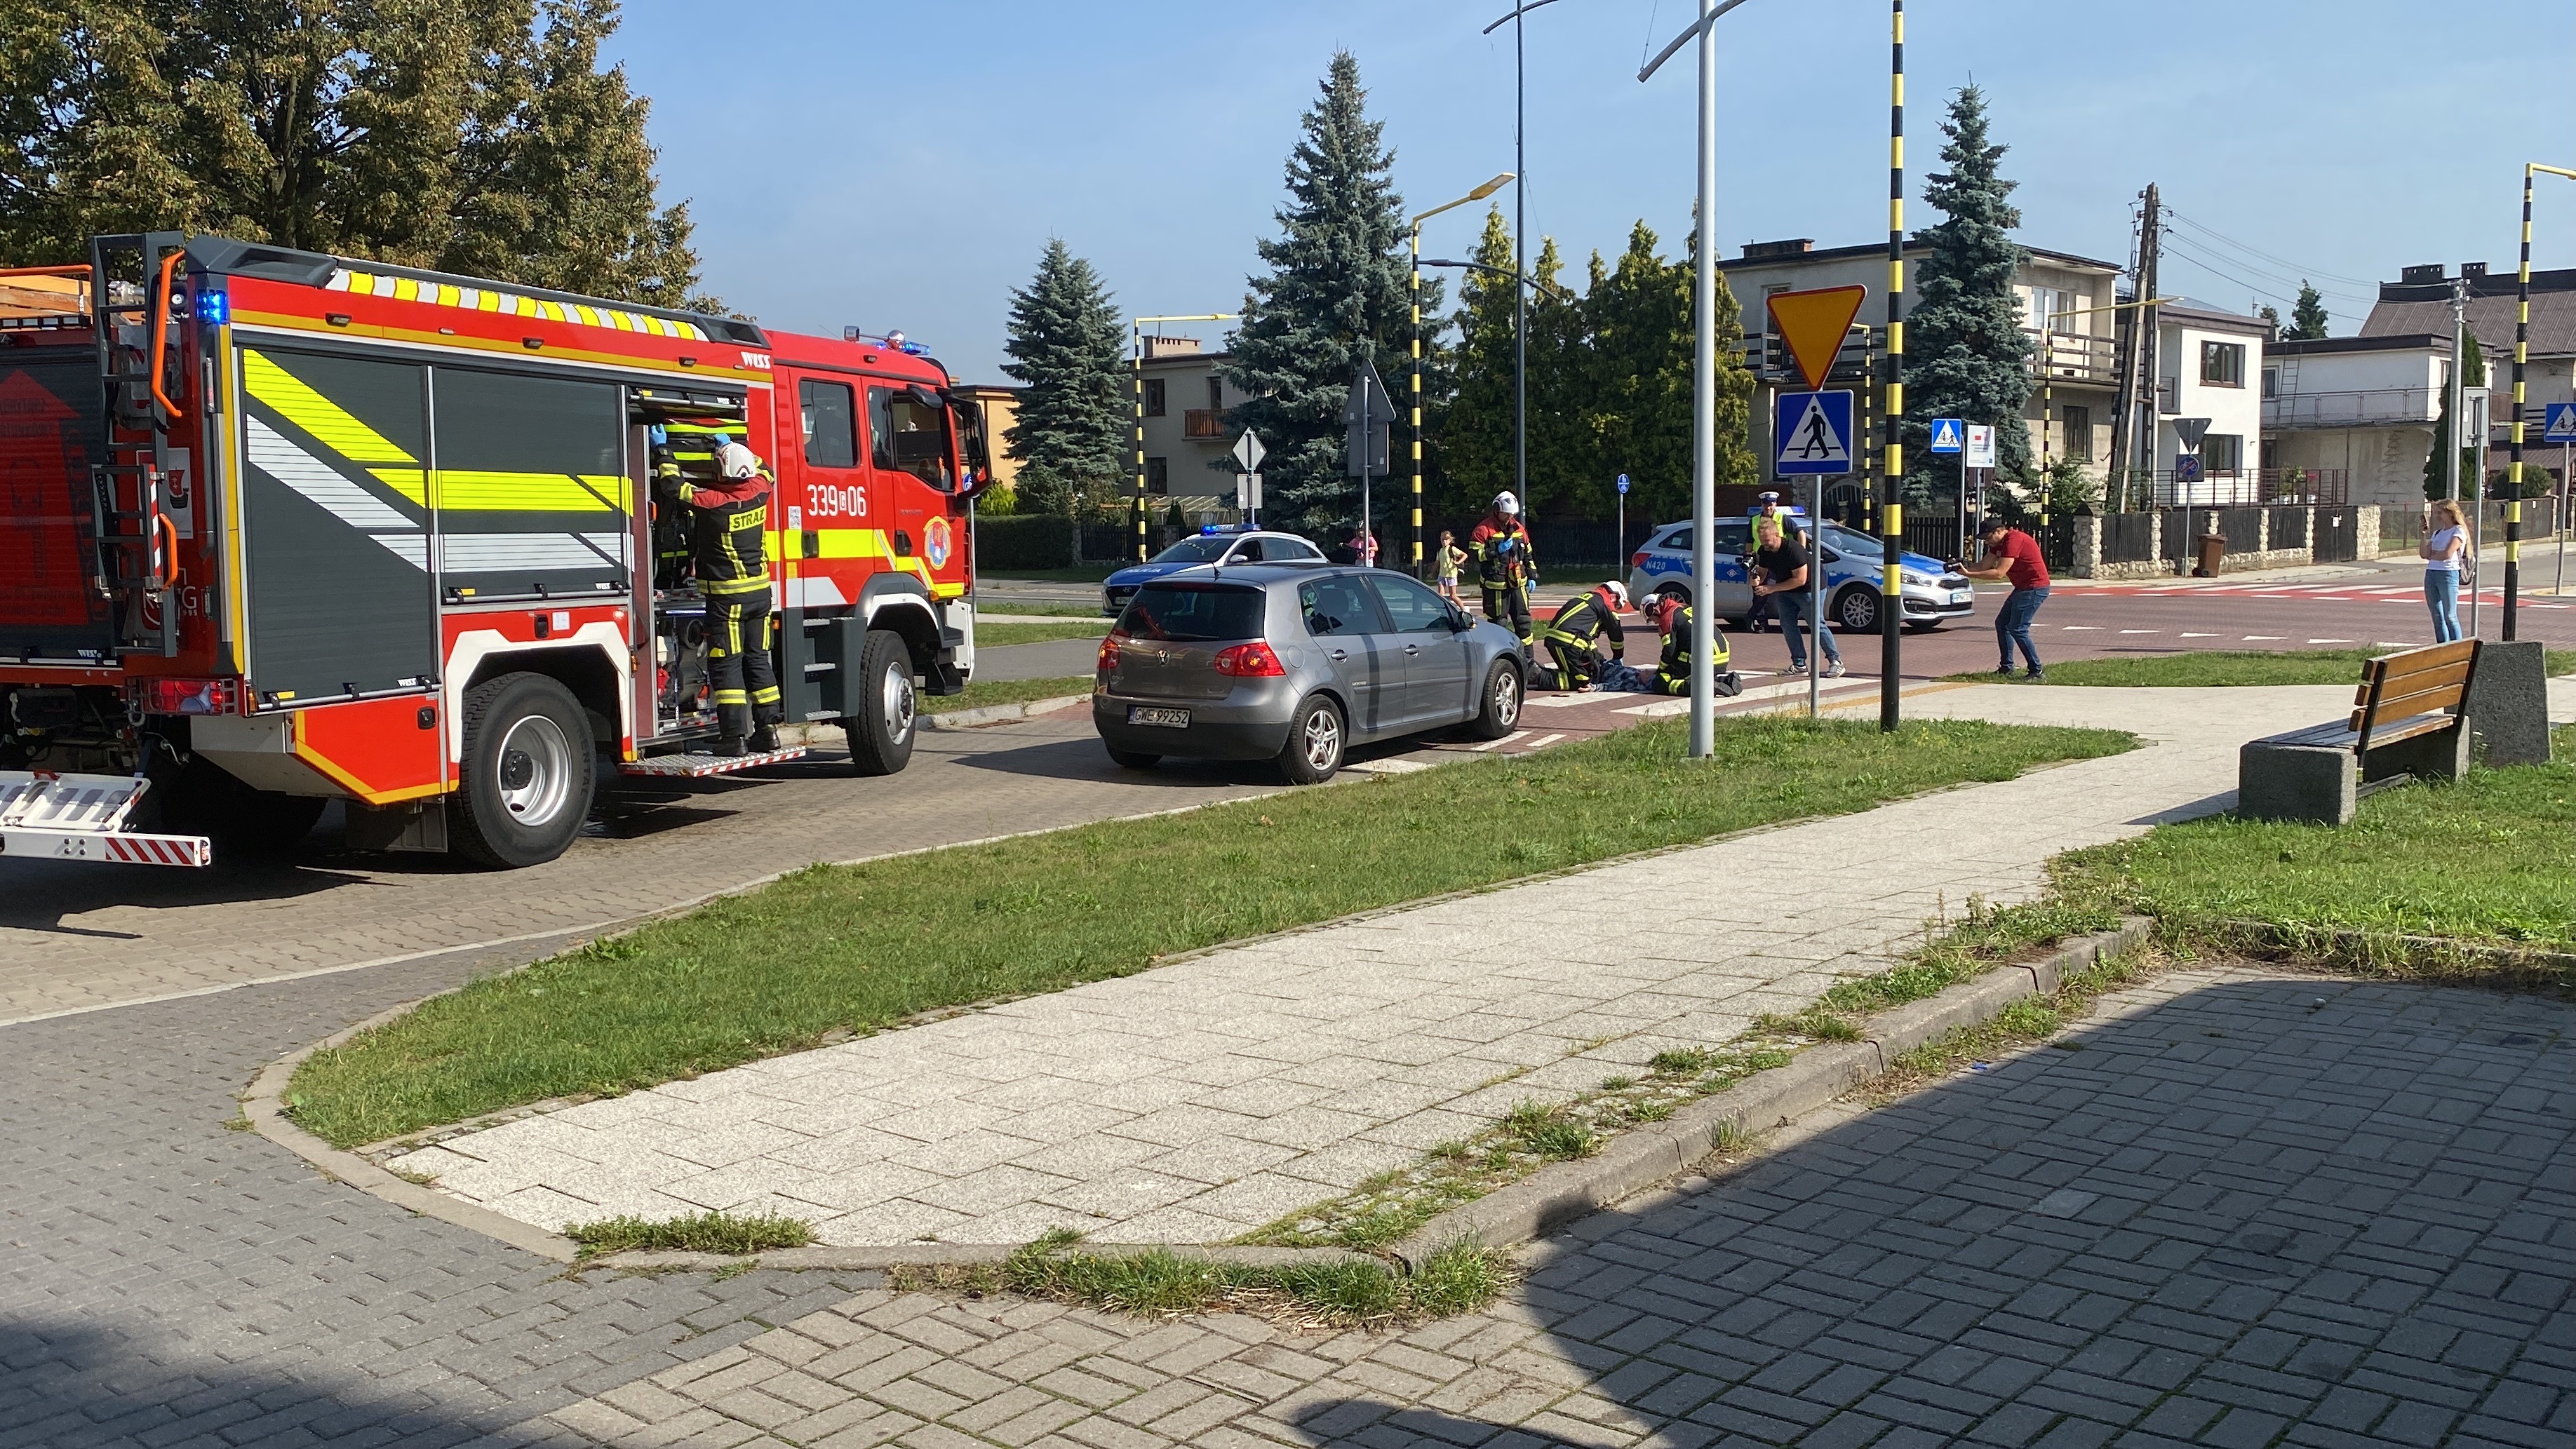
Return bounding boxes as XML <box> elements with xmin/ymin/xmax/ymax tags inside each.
<box><xmin>0</xmin><ymin>234</ymin><xmax>995</xmax><ymax>870</ymax></box>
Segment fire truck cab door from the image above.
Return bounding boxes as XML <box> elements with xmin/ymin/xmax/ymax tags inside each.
<box><xmin>233</xmin><ymin>344</ymin><xmax>436</xmax><ymax>704</ymax></box>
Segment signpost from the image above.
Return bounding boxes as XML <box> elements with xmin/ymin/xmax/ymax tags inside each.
<box><xmin>1346</xmin><ymin>360</ymin><xmax>1393</xmax><ymax>560</ymax></box>
<box><xmin>1616</xmin><ymin>473</ymin><xmax>1630</xmax><ymax>567</ymax></box>
<box><xmin>2550</xmin><ymin>405</ymin><xmax>2576</xmax><ymax>598</ymax></box>
<box><xmin>1765</xmin><ymin>285</ymin><xmax>1870</xmax><ymax>721</ymax></box>
<box><xmin>1928</xmin><ymin>417</ymin><xmax>1964</xmax><ymax>454</ymax></box>
<box><xmin>1232</xmin><ymin>431</ymin><xmax>1266</xmax><ymax>525</ymax></box>
<box><xmin>1963</xmin><ymin>424</ymin><xmax>1994</xmax><ymax>560</ymax></box>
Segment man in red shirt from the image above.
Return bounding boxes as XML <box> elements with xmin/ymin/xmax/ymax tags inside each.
<box><xmin>1964</xmin><ymin>516</ymin><xmax>2052</xmax><ymax>681</ymax></box>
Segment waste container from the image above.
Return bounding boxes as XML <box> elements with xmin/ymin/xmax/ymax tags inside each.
<box><xmin>2193</xmin><ymin>531</ymin><xmax>2227</xmax><ymax>578</ymax></box>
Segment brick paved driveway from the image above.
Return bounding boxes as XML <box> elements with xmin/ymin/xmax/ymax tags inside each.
<box><xmin>534</xmin><ymin>969</ymin><xmax>2575</xmax><ymax>1448</ymax></box>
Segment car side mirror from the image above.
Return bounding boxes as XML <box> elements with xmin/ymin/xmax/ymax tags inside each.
<box><xmin>1447</xmin><ymin>604</ymin><xmax>1473</xmax><ymax>631</ymax></box>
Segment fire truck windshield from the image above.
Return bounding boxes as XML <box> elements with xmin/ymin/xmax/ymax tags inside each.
<box><xmin>870</xmin><ymin>385</ymin><xmax>953</xmax><ymax>490</ymax></box>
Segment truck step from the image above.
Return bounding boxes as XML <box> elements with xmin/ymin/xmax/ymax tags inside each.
<box><xmin>0</xmin><ymin>769</ymin><xmax>214</xmax><ymax>867</ymax></box>
<box><xmin>617</xmin><ymin>746</ymin><xmax>807</xmax><ymax>778</ymax></box>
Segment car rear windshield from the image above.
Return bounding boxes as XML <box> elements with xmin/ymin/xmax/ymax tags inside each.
<box><xmin>1116</xmin><ymin>584</ymin><xmax>1267</xmax><ymax>642</ymax></box>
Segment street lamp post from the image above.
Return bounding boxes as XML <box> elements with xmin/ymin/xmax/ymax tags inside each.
<box><xmin>1132</xmin><ymin>313</ymin><xmax>1236</xmax><ymax>562</ymax></box>
<box><xmin>1484</xmin><ymin>3</ymin><xmax>1562</xmax><ymax>515</ymax></box>
<box><xmin>1411</xmin><ymin>174</ymin><xmax>1517</xmax><ymax>579</ymax></box>
<box><xmin>1640</xmin><ymin>0</ymin><xmax>1757</xmax><ymax>757</ymax></box>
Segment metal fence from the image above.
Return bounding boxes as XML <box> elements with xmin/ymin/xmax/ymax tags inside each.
<box><xmin>2265</xmin><ymin>506</ymin><xmax>2308</xmax><ymax>552</ymax></box>
<box><xmin>2100</xmin><ymin>512</ymin><xmax>2158</xmax><ymax>565</ymax></box>
<box><xmin>2215</xmin><ymin>508</ymin><xmax>2265</xmax><ymax>554</ymax></box>
<box><xmin>2379</xmin><ymin>505</ymin><xmax>2424</xmax><ymax>554</ymax></box>
<box><xmin>2313</xmin><ymin>506</ymin><xmax>2359</xmax><ymax>563</ymax></box>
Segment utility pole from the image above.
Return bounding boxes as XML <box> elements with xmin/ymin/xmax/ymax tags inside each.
<box><xmin>2131</xmin><ymin>184</ymin><xmax>2163</xmax><ymax>519</ymax></box>
<box><xmin>1514</xmin><ymin>8</ymin><xmax>1529</xmax><ymax>508</ymax></box>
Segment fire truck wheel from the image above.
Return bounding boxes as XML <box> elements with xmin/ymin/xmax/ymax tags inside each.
<box><xmin>843</xmin><ymin>630</ymin><xmax>918</xmax><ymax>776</ymax></box>
<box><xmin>160</xmin><ymin>757</ymin><xmax>327</xmax><ymax>855</ymax></box>
<box><xmin>453</xmin><ymin>672</ymin><xmax>595</xmax><ymax>869</ymax></box>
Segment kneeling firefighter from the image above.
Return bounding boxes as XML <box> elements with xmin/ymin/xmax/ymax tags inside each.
<box><xmin>1651</xmin><ymin>591</ymin><xmax>1742</xmax><ymax>698</ymax></box>
<box><xmin>1468</xmin><ymin>492</ymin><xmax>1537</xmax><ymax>643</ymax></box>
<box><xmin>661</xmin><ymin>438</ymin><xmax>784</xmax><ymax>755</ymax></box>
<box><xmin>1538</xmin><ymin>580</ymin><xmax>1629</xmax><ymax>691</ymax></box>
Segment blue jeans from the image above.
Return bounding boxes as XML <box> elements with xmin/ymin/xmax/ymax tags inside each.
<box><xmin>1771</xmin><ymin>591</ymin><xmax>1839</xmax><ymax>666</ymax></box>
<box><xmin>1997</xmin><ymin>586</ymin><xmax>2048</xmax><ymax>672</ymax></box>
<box><xmin>2424</xmin><ymin>570</ymin><xmax>2462</xmax><ymax>642</ymax></box>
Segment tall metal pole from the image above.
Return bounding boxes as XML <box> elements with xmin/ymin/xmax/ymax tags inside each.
<box><xmin>1132</xmin><ymin>323</ymin><xmax>1146</xmax><ymax>562</ymax></box>
<box><xmin>1411</xmin><ymin>224</ymin><xmax>1425</xmax><ymax>577</ymax></box>
<box><xmin>1877</xmin><ymin>0</ymin><xmax>1904</xmax><ymax>731</ymax></box>
<box><xmin>1687</xmin><ymin>0</ymin><xmax>1717</xmax><ymax>757</ymax></box>
<box><xmin>1514</xmin><ymin>10</ymin><xmax>1529</xmax><ymax>508</ymax></box>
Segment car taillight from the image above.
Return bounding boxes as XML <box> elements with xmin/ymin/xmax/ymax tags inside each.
<box><xmin>1212</xmin><ymin>642</ymin><xmax>1286</xmax><ymax>678</ymax></box>
<box><xmin>1098</xmin><ymin>633</ymin><xmax>1123</xmax><ymax>671</ymax></box>
<box><xmin>134</xmin><ymin>678</ymin><xmax>236</xmax><ymax>715</ymax></box>
<box><xmin>1631</xmin><ymin>550</ymin><xmax>1650</xmax><ymax>569</ymax></box>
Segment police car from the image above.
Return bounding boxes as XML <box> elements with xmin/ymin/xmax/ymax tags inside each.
<box><xmin>1625</xmin><ymin>510</ymin><xmax>1975</xmax><ymax>633</ymax></box>
<box><xmin>1102</xmin><ymin>526</ymin><xmax>1326</xmax><ymax>616</ymax></box>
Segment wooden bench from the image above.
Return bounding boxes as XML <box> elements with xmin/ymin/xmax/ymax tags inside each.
<box><xmin>2237</xmin><ymin>640</ymin><xmax>2481</xmax><ymax>824</ymax></box>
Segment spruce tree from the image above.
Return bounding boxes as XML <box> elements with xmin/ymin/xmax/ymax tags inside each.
<box><xmin>1903</xmin><ymin>86</ymin><xmax>2035</xmax><ymax>508</ymax></box>
<box><xmin>1222</xmin><ymin>50</ymin><xmax>1428</xmax><ymax>534</ymax></box>
<box><xmin>999</xmin><ymin>238</ymin><xmax>1126</xmax><ymax>517</ymax></box>
<box><xmin>2288</xmin><ymin>282</ymin><xmax>2329</xmax><ymax>341</ymax></box>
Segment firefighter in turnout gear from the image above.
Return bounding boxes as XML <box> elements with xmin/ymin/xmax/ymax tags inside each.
<box><xmin>1468</xmin><ymin>492</ymin><xmax>1537</xmax><ymax>643</ymax></box>
<box><xmin>1538</xmin><ymin>581</ymin><xmax>1629</xmax><ymax>692</ymax></box>
<box><xmin>1650</xmin><ymin>591</ymin><xmax>1741</xmax><ymax>698</ymax></box>
<box><xmin>664</xmin><ymin>438</ymin><xmax>783</xmax><ymax>755</ymax></box>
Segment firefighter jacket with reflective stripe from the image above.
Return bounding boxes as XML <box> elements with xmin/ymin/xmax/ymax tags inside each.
<box><xmin>1540</xmin><ymin>590</ymin><xmax>1624</xmax><ymax>659</ymax></box>
<box><xmin>1468</xmin><ymin>517</ymin><xmax>1534</xmax><ymax>585</ymax></box>
<box><xmin>676</xmin><ymin>469</ymin><xmax>772</xmax><ymax>595</ymax></box>
<box><xmin>1654</xmin><ymin>605</ymin><xmax>1730</xmax><ymax>692</ymax></box>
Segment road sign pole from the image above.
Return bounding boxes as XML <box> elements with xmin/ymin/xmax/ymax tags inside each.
<box><xmin>1881</xmin><ymin>0</ymin><xmax>1904</xmax><ymax>733</ymax></box>
<box><xmin>1688</xmin><ymin>0</ymin><xmax>1717</xmax><ymax>760</ymax></box>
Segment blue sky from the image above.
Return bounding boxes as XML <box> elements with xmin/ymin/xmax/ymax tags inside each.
<box><xmin>609</xmin><ymin>1</ymin><xmax>2571</xmax><ymax>382</ymax></box>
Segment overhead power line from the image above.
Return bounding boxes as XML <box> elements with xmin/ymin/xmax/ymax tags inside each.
<box><xmin>2159</xmin><ymin>208</ymin><xmax>2378</xmax><ymax>290</ymax></box>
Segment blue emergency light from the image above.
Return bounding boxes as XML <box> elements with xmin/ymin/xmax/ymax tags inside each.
<box><xmin>194</xmin><ymin>289</ymin><xmax>229</xmax><ymax>327</ymax></box>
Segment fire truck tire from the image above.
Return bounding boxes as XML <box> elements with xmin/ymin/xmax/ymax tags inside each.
<box><xmin>453</xmin><ymin>673</ymin><xmax>595</xmax><ymax>869</ymax></box>
<box><xmin>843</xmin><ymin>629</ymin><xmax>918</xmax><ymax>776</ymax></box>
<box><xmin>161</xmin><ymin>757</ymin><xmax>327</xmax><ymax>855</ymax></box>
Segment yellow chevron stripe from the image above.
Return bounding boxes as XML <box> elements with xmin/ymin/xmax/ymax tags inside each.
<box><xmin>243</xmin><ymin>350</ymin><xmax>417</xmax><ymax>464</ymax></box>
<box><xmin>431</xmin><ymin>471</ymin><xmax>632</xmax><ymax>513</ymax></box>
<box><xmin>364</xmin><ymin>469</ymin><xmax>430</xmax><ymax>506</ymax></box>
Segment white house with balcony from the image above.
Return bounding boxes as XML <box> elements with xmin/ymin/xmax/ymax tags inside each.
<box><xmin>2147</xmin><ymin>301</ymin><xmax>2272</xmax><ymax>504</ymax></box>
<box><xmin>2260</xmin><ymin>334</ymin><xmax>2447</xmax><ymax>507</ymax></box>
<box><xmin>1133</xmin><ymin>335</ymin><xmax>1251</xmax><ymax>523</ymax></box>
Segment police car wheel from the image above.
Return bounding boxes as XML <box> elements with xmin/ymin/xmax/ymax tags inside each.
<box><xmin>453</xmin><ymin>672</ymin><xmax>593</xmax><ymax>870</ymax></box>
<box><xmin>845</xmin><ymin>629</ymin><xmax>917</xmax><ymax>777</ymax></box>
<box><xmin>1832</xmin><ymin>586</ymin><xmax>1880</xmax><ymax>634</ymax></box>
<box><xmin>1467</xmin><ymin>659</ymin><xmax>1522</xmax><ymax>740</ymax></box>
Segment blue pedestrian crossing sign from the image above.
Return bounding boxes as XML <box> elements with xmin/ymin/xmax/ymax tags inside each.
<box><xmin>2545</xmin><ymin>402</ymin><xmax>2576</xmax><ymax>442</ymax></box>
<box><xmin>1928</xmin><ymin>417</ymin><xmax>1965</xmax><ymax>454</ymax></box>
<box><xmin>1775</xmin><ymin>389</ymin><xmax>1856</xmax><ymax>476</ymax></box>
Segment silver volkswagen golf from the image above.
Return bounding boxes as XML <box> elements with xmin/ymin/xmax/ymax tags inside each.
<box><xmin>1093</xmin><ymin>564</ymin><xmax>1529</xmax><ymax>783</ymax></box>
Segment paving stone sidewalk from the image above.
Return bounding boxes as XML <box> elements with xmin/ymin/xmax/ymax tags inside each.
<box><xmin>526</xmin><ymin>967</ymin><xmax>2576</xmax><ymax>1449</ymax></box>
<box><xmin>397</xmin><ymin>687</ymin><xmax>2352</xmax><ymax>1248</ymax></box>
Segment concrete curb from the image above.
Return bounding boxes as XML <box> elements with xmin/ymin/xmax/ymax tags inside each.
<box><xmin>1385</xmin><ymin>916</ymin><xmax>2154</xmax><ymax>1272</ymax></box>
<box><xmin>588</xmin><ymin>1243</ymin><xmax>1381</xmax><ymax>1274</ymax></box>
<box><xmin>923</xmin><ymin>694</ymin><xmax>1088</xmax><ymax>731</ymax></box>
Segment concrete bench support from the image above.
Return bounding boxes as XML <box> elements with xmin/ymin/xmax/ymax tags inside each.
<box><xmin>2466</xmin><ymin>640</ymin><xmax>2553</xmax><ymax>767</ymax></box>
<box><xmin>2362</xmin><ymin>722</ymin><xmax>2471</xmax><ymax>786</ymax></box>
<box><xmin>2238</xmin><ymin>740</ymin><xmax>2358</xmax><ymax>824</ymax></box>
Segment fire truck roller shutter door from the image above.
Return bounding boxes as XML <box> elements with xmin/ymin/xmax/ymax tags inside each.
<box><xmin>429</xmin><ymin>366</ymin><xmax>628</xmax><ymax>602</ymax></box>
<box><xmin>236</xmin><ymin>346</ymin><xmax>438</xmax><ymax>705</ymax></box>
<box><xmin>0</xmin><ymin>351</ymin><xmax>116</xmax><ymax>659</ymax></box>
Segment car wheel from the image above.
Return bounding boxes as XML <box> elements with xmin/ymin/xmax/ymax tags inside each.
<box><xmin>452</xmin><ymin>672</ymin><xmax>593</xmax><ymax>869</ymax></box>
<box><xmin>1275</xmin><ymin>695</ymin><xmax>1345</xmax><ymax>785</ymax></box>
<box><xmin>1468</xmin><ymin>658</ymin><xmax>1522</xmax><ymax>740</ymax></box>
<box><xmin>843</xmin><ymin>629</ymin><xmax>917</xmax><ymax>776</ymax></box>
<box><xmin>1832</xmin><ymin>586</ymin><xmax>1881</xmax><ymax>634</ymax></box>
<box><xmin>1106</xmin><ymin>746</ymin><xmax>1160</xmax><ymax>769</ymax></box>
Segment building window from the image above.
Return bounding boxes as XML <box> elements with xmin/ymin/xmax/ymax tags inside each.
<box><xmin>1143</xmin><ymin>378</ymin><xmax>1166</xmax><ymax>417</ymax></box>
<box><xmin>2028</xmin><ymin>286</ymin><xmax>2078</xmax><ymax>333</ymax></box>
<box><xmin>2202</xmin><ymin>433</ymin><xmax>2243</xmax><ymax>473</ymax></box>
<box><xmin>2200</xmin><ymin>341</ymin><xmax>2245</xmax><ymax>387</ymax></box>
<box><xmin>1207</xmin><ymin>376</ymin><xmax>1223</xmax><ymax>411</ymax></box>
<box><xmin>2060</xmin><ymin>405</ymin><xmax>2091</xmax><ymax>462</ymax></box>
<box><xmin>1145</xmin><ymin>457</ymin><xmax>1169</xmax><ymax>494</ymax></box>
<box><xmin>2261</xmin><ymin>366</ymin><xmax>2278</xmax><ymax>400</ymax></box>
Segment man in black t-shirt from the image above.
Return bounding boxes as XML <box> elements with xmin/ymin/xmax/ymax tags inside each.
<box><xmin>1750</xmin><ymin>515</ymin><xmax>1844</xmax><ymax>676</ymax></box>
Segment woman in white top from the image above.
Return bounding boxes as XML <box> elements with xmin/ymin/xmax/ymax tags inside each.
<box><xmin>2420</xmin><ymin>497</ymin><xmax>2467</xmax><ymax>643</ymax></box>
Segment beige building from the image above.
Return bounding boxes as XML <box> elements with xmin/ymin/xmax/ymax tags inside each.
<box><xmin>1132</xmin><ymin>335</ymin><xmax>1252</xmax><ymax>524</ymax></box>
<box><xmin>2260</xmin><ymin>334</ymin><xmax>2447</xmax><ymax>506</ymax></box>
<box><xmin>949</xmin><ymin>383</ymin><xmax>1024</xmax><ymax>497</ymax></box>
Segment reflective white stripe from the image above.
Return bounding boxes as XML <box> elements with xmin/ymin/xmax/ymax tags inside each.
<box><xmin>244</xmin><ymin>415</ymin><xmax>427</xmax><ymax>571</ymax></box>
<box><xmin>785</xmin><ymin>575</ymin><xmax>849</xmax><ymax>608</ymax></box>
<box><xmin>440</xmin><ymin>534</ymin><xmax>626</xmax><ymax>571</ymax></box>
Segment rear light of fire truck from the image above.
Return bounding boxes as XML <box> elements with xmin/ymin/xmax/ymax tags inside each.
<box><xmin>134</xmin><ymin>678</ymin><xmax>238</xmax><ymax>715</ymax></box>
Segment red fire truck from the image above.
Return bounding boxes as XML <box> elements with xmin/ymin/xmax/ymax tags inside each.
<box><xmin>1</xmin><ymin>233</ymin><xmax>992</xmax><ymax>869</ymax></box>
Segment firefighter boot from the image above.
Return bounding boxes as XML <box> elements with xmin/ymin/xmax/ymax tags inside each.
<box><xmin>748</xmin><ymin>723</ymin><xmax>781</xmax><ymax>753</ymax></box>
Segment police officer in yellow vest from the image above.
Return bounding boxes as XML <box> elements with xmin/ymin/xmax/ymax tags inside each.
<box><xmin>662</xmin><ymin>438</ymin><xmax>783</xmax><ymax>755</ymax></box>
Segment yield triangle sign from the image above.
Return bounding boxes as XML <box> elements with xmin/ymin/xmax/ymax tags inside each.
<box><xmin>1766</xmin><ymin>284</ymin><xmax>1868</xmax><ymax>392</ymax></box>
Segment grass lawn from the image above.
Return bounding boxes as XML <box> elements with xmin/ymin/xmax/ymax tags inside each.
<box><xmin>920</xmin><ymin>675</ymin><xmax>1092</xmax><ymax>715</ymax></box>
<box><xmin>2055</xmin><ymin>725</ymin><xmax>2575</xmax><ymax>957</ymax></box>
<box><xmin>1947</xmin><ymin>647</ymin><xmax>2576</xmax><ymax>688</ymax></box>
<box><xmin>975</xmin><ymin>601</ymin><xmax>1108</xmax><ymax>619</ymax></box>
<box><xmin>978</xmin><ymin>567</ymin><xmax>1117</xmax><ymax>583</ymax></box>
<box><xmin>288</xmin><ymin>713</ymin><xmax>2134</xmax><ymax>1147</ymax></box>
<box><xmin>976</xmin><ymin>620</ymin><xmax>1109</xmax><ymax>648</ymax></box>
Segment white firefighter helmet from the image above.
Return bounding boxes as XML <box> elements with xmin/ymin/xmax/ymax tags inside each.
<box><xmin>1492</xmin><ymin>490</ymin><xmax>1520</xmax><ymax>517</ymax></box>
<box><xmin>1599</xmin><ymin>580</ymin><xmax>1630</xmax><ymax>612</ymax></box>
<box><xmin>716</xmin><ymin>441</ymin><xmax>763</xmax><ymax>480</ymax></box>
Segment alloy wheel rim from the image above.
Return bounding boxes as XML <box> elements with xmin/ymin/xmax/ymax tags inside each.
<box><xmin>495</xmin><ymin>714</ymin><xmax>572</xmax><ymax>827</ymax></box>
<box><xmin>1494</xmin><ymin>671</ymin><xmax>1521</xmax><ymax>727</ymax></box>
<box><xmin>1303</xmin><ymin>709</ymin><xmax>1340</xmax><ymax>769</ymax></box>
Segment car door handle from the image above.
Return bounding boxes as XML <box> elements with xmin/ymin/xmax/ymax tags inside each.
<box><xmin>1402</xmin><ymin>644</ymin><xmax>1421</xmax><ymax>655</ymax></box>
<box><xmin>1328</xmin><ymin>649</ymin><xmax>1348</xmax><ymax>661</ymax></box>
